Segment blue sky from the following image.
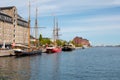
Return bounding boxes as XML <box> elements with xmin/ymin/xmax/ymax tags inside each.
<box><xmin>1</xmin><ymin>0</ymin><xmax>120</xmax><ymax>45</ymax></box>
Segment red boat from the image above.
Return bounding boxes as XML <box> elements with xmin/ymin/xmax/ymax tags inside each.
<box><xmin>46</xmin><ymin>46</ymin><xmax>61</xmax><ymax>53</ymax></box>
<box><xmin>45</xmin><ymin>16</ymin><xmax>62</xmax><ymax>53</ymax></box>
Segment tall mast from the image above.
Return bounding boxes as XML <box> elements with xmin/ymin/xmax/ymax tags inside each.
<box><xmin>53</xmin><ymin>16</ymin><xmax>56</xmax><ymax>45</ymax></box>
<box><xmin>28</xmin><ymin>0</ymin><xmax>31</xmax><ymax>48</ymax></box>
<box><xmin>34</xmin><ymin>7</ymin><xmax>38</xmax><ymax>47</ymax></box>
<box><xmin>35</xmin><ymin>7</ymin><xmax>38</xmax><ymax>39</ymax></box>
<box><xmin>56</xmin><ymin>18</ymin><xmax>59</xmax><ymax>40</ymax></box>
<box><xmin>53</xmin><ymin>16</ymin><xmax>60</xmax><ymax>46</ymax></box>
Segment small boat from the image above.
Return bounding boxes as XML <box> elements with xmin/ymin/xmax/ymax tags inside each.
<box><xmin>82</xmin><ymin>45</ymin><xmax>89</xmax><ymax>49</ymax></box>
<box><xmin>46</xmin><ymin>45</ymin><xmax>61</xmax><ymax>53</ymax></box>
<box><xmin>13</xmin><ymin>44</ymin><xmax>42</xmax><ymax>56</ymax></box>
<box><xmin>62</xmin><ymin>44</ymin><xmax>75</xmax><ymax>51</ymax></box>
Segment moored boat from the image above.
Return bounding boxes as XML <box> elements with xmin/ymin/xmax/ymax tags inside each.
<box><xmin>45</xmin><ymin>16</ymin><xmax>62</xmax><ymax>53</ymax></box>
<box><xmin>14</xmin><ymin>49</ymin><xmax>42</xmax><ymax>56</ymax></box>
<box><xmin>13</xmin><ymin>44</ymin><xmax>42</xmax><ymax>56</ymax></box>
<box><xmin>62</xmin><ymin>44</ymin><xmax>75</xmax><ymax>51</ymax></box>
<box><xmin>46</xmin><ymin>45</ymin><xmax>61</xmax><ymax>53</ymax></box>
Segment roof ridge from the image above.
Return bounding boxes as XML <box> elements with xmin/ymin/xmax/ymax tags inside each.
<box><xmin>0</xmin><ymin>6</ymin><xmax>15</xmax><ymax>10</ymax></box>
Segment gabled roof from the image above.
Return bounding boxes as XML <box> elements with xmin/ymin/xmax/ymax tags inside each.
<box><xmin>0</xmin><ymin>6</ymin><xmax>15</xmax><ymax>10</ymax></box>
<box><xmin>74</xmin><ymin>36</ymin><xmax>82</xmax><ymax>39</ymax></box>
<box><xmin>0</xmin><ymin>6</ymin><xmax>28</xmax><ymax>23</ymax></box>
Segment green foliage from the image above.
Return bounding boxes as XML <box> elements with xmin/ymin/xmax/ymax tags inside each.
<box><xmin>39</xmin><ymin>34</ymin><xmax>43</xmax><ymax>42</ymax></box>
<box><xmin>56</xmin><ymin>40</ymin><xmax>62</xmax><ymax>46</ymax></box>
<box><xmin>39</xmin><ymin>34</ymin><xmax>51</xmax><ymax>45</ymax></box>
<box><xmin>72</xmin><ymin>40</ymin><xmax>83</xmax><ymax>47</ymax></box>
<box><xmin>75</xmin><ymin>44</ymin><xmax>83</xmax><ymax>47</ymax></box>
<box><xmin>38</xmin><ymin>34</ymin><xmax>68</xmax><ymax>46</ymax></box>
<box><xmin>39</xmin><ymin>38</ymin><xmax>52</xmax><ymax>45</ymax></box>
<box><xmin>56</xmin><ymin>40</ymin><xmax>68</xmax><ymax>46</ymax></box>
<box><xmin>62</xmin><ymin>41</ymin><xmax>67</xmax><ymax>46</ymax></box>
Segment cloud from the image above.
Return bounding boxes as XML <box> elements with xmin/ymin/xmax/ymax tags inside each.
<box><xmin>72</xmin><ymin>15</ymin><xmax>120</xmax><ymax>23</ymax></box>
<box><xmin>61</xmin><ymin>25</ymin><xmax>120</xmax><ymax>33</ymax></box>
<box><xmin>1</xmin><ymin>0</ymin><xmax>120</xmax><ymax>45</ymax></box>
<box><xmin>1</xmin><ymin>0</ymin><xmax>120</xmax><ymax>17</ymax></box>
<box><xmin>113</xmin><ymin>0</ymin><xmax>120</xmax><ymax>5</ymax></box>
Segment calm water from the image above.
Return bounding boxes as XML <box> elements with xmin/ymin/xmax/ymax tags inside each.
<box><xmin>0</xmin><ymin>47</ymin><xmax>120</xmax><ymax>80</ymax></box>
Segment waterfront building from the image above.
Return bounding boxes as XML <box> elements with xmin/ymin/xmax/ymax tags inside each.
<box><xmin>0</xmin><ymin>6</ymin><xmax>28</xmax><ymax>48</ymax></box>
<box><xmin>73</xmin><ymin>36</ymin><xmax>91</xmax><ymax>47</ymax></box>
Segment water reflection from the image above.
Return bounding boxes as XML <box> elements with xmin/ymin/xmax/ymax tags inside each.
<box><xmin>0</xmin><ymin>54</ymin><xmax>61</xmax><ymax>80</ymax></box>
<box><xmin>30</xmin><ymin>53</ymin><xmax>60</xmax><ymax>80</ymax></box>
<box><xmin>0</xmin><ymin>57</ymin><xmax>31</xmax><ymax>80</ymax></box>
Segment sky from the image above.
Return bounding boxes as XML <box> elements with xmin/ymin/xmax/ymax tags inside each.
<box><xmin>0</xmin><ymin>0</ymin><xmax>120</xmax><ymax>46</ymax></box>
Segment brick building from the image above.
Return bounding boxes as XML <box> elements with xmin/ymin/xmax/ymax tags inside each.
<box><xmin>73</xmin><ymin>36</ymin><xmax>90</xmax><ymax>47</ymax></box>
<box><xmin>0</xmin><ymin>6</ymin><xmax>28</xmax><ymax>48</ymax></box>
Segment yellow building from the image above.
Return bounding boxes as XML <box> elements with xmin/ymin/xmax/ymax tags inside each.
<box><xmin>0</xmin><ymin>6</ymin><xmax>28</xmax><ymax>48</ymax></box>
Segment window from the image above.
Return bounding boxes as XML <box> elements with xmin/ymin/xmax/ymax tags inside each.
<box><xmin>13</xmin><ymin>39</ymin><xmax>15</xmax><ymax>42</ymax></box>
<box><xmin>14</xmin><ymin>34</ymin><xmax>15</xmax><ymax>38</ymax></box>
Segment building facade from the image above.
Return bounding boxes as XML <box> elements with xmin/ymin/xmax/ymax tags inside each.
<box><xmin>73</xmin><ymin>36</ymin><xmax>91</xmax><ymax>47</ymax></box>
<box><xmin>0</xmin><ymin>6</ymin><xmax>28</xmax><ymax>47</ymax></box>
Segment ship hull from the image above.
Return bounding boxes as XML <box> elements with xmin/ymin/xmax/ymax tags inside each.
<box><xmin>14</xmin><ymin>50</ymin><xmax>42</xmax><ymax>56</ymax></box>
<box><xmin>46</xmin><ymin>47</ymin><xmax>61</xmax><ymax>53</ymax></box>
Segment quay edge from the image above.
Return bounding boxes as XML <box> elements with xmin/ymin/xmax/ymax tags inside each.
<box><xmin>0</xmin><ymin>49</ymin><xmax>15</xmax><ymax>57</ymax></box>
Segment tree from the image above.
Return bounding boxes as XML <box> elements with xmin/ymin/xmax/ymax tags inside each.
<box><xmin>56</xmin><ymin>40</ymin><xmax>68</xmax><ymax>46</ymax></box>
<box><xmin>39</xmin><ymin>34</ymin><xmax>42</xmax><ymax>42</ymax></box>
<box><xmin>56</xmin><ymin>40</ymin><xmax>62</xmax><ymax>46</ymax></box>
<box><xmin>39</xmin><ymin>34</ymin><xmax>43</xmax><ymax>45</ymax></box>
<box><xmin>39</xmin><ymin>37</ymin><xmax>52</xmax><ymax>45</ymax></box>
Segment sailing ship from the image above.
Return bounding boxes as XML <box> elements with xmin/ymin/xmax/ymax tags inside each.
<box><xmin>13</xmin><ymin>2</ymin><xmax>42</xmax><ymax>56</ymax></box>
<box><xmin>46</xmin><ymin>16</ymin><xmax>61</xmax><ymax>53</ymax></box>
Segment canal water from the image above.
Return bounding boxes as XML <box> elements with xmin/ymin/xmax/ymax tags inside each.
<box><xmin>0</xmin><ymin>47</ymin><xmax>120</xmax><ymax>80</ymax></box>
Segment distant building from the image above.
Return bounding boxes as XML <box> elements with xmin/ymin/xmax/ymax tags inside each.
<box><xmin>73</xmin><ymin>36</ymin><xmax>90</xmax><ymax>47</ymax></box>
<box><xmin>0</xmin><ymin>6</ymin><xmax>28</xmax><ymax>47</ymax></box>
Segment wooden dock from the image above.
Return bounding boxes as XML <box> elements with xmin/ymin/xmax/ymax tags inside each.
<box><xmin>0</xmin><ymin>49</ymin><xmax>15</xmax><ymax>57</ymax></box>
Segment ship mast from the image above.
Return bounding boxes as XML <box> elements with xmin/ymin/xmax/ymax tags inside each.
<box><xmin>53</xmin><ymin>16</ymin><xmax>55</xmax><ymax>45</ymax></box>
<box><xmin>56</xmin><ymin>18</ymin><xmax>60</xmax><ymax>40</ymax></box>
<box><xmin>35</xmin><ymin>8</ymin><xmax>38</xmax><ymax>39</ymax></box>
<box><xmin>34</xmin><ymin>7</ymin><xmax>38</xmax><ymax>47</ymax></box>
<box><xmin>53</xmin><ymin>16</ymin><xmax>60</xmax><ymax>46</ymax></box>
<box><xmin>28</xmin><ymin>0</ymin><xmax>31</xmax><ymax>48</ymax></box>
